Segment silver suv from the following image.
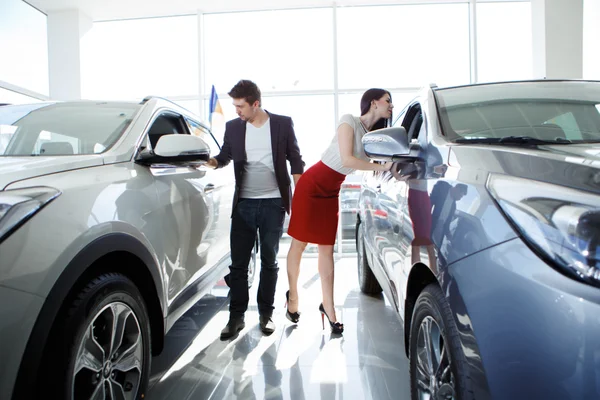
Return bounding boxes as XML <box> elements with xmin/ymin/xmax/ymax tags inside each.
<box><xmin>0</xmin><ymin>99</ymin><xmax>252</xmax><ymax>399</ymax></box>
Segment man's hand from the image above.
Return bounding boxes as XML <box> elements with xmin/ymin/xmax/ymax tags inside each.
<box><xmin>292</xmin><ymin>174</ymin><xmax>301</xmax><ymax>187</ymax></box>
<box><xmin>206</xmin><ymin>158</ymin><xmax>218</xmax><ymax>169</ymax></box>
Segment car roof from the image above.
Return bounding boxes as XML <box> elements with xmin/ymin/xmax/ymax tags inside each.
<box><xmin>432</xmin><ymin>78</ymin><xmax>600</xmax><ymax>92</ymax></box>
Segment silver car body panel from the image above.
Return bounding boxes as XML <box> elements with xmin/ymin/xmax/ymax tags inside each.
<box><xmin>0</xmin><ymin>98</ymin><xmax>234</xmax><ymax>399</ymax></box>
<box><xmin>0</xmin><ymin>286</ymin><xmax>44</xmax><ymax>399</ymax></box>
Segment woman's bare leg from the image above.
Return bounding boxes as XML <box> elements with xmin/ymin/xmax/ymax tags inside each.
<box><xmin>317</xmin><ymin>244</ymin><xmax>338</xmax><ymax>322</ymax></box>
<box><xmin>286</xmin><ymin>238</ymin><xmax>307</xmax><ymax>313</ymax></box>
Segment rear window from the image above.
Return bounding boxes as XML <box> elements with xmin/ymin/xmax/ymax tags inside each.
<box><xmin>434</xmin><ymin>81</ymin><xmax>600</xmax><ymax>143</ymax></box>
<box><xmin>0</xmin><ymin>102</ymin><xmax>140</xmax><ymax>156</ymax></box>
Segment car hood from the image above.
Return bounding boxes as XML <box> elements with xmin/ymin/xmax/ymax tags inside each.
<box><xmin>537</xmin><ymin>143</ymin><xmax>600</xmax><ymax>160</ymax></box>
<box><xmin>0</xmin><ymin>155</ymin><xmax>104</xmax><ymax>190</ymax></box>
<box><xmin>449</xmin><ymin>143</ymin><xmax>600</xmax><ymax>193</ymax></box>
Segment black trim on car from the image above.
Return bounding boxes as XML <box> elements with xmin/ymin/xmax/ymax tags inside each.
<box><xmin>12</xmin><ymin>233</ymin><xmax>164</xmax><ymax>400</ymax></box>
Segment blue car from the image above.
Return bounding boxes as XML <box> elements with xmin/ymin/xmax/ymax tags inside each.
<box><xmin>356</xmin><ymin>80</ymin><xmax>600</xmax><ymax>400</ymax></box>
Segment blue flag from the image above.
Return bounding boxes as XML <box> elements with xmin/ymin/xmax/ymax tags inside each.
<box><xmin>209</xmin><ymin>85</ymin><xmax>223</xmax><ymax>125</ymax></box>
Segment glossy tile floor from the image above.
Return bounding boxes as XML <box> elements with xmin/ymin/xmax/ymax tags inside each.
<box><xmin>146</xmin><ymin>255</ymin><xmax>410</xmax><ymax>400</ymax></box>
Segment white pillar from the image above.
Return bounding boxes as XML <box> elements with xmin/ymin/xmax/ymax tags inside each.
<box><xmin>47</xmin><ymin>10</ymin><xmax>92</xmax><ymax>100</ymax></box>
<box><xmin>469</xmin><ymin>0</ymin><xmax>478</xmax><ymax>83</ymax></box>
<box><xmin>532</xmin><ymin>0</ymin><xmax>584</xmax><ymax>79</ymax></box>
<box><xmin>583</xmin><ymin>0</ymin><xmax>600</xmax><ymax>79</ymax></box>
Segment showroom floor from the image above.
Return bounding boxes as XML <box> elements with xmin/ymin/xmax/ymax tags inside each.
<box><xmin>145</xmin><ymin>253</ymin><xmax>411</xmax><ymax>400</ymax></box>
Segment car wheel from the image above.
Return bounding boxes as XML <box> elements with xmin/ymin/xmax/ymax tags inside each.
<box><xmin>409</xmin><ymin>284</ymin><xmax>473</xmax><ymax>400</ymax></box>
<box><xmin>55</xmin><ymin>273</ymin><xmax>152</xmax><ymax>400</ymax></box>
<box><xmin>356</xmin><ymin>220</ymin><xmax>382</xmax><ymax>295</ymax></box>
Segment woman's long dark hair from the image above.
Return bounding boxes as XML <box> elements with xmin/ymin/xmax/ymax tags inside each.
<box><xmin>360</xmin><ymin>88</ymin><xmax>392</xmax><ymax>131</ymax></box>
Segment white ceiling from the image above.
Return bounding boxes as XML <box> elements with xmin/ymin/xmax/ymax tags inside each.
<box><xmin>24</xmin><ymin>0</ymin><xmax>518</xmax><ymax>21</ymax></box>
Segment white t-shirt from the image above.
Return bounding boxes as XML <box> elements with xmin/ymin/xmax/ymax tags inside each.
<box><xmin>321</xmin><ymin>114</ymin><xmax>370</xmax><ymax>175</ymax></box>
<box><xmin>240</xmin><ymin>119</ymin><xmax>281</xmax><ymax>199</ymax></box>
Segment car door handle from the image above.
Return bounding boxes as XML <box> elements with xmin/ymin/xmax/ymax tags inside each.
<box><xmin>376</xmin><ymin>184</ymin><xmax>381</xmax><ymax>192</ymax></box>
<box><xmin>204</xmin><ymin>183</ymin><xmax>215</xmax><ymax>193</ymax></box>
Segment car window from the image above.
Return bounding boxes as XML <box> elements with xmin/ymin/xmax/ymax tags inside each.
<box><xmin>146</xmin><ymin>113</ymin><xmax>189</xmax><ymax>150</ymax></box>
<box><xmin>0</xmin><ymin>102</ymin><xmax>140</xmax><ymax>156</ymax></box>
<box><xmin>545</xmin><ymin>112</ymin><xmax>582</xmax><ymax>140</ymax></box>
<box><xmin>401</xmin><ymin>103</ymin><xmax>424</xmax><ymax>142</ymax></box>
<box><xmin>435</xmin><ymin>81</ymin><xmax>600</xmax><ymax>142</ymax></box>
<box><xmin>0</xmin><ymin>124</ymin><xmax>17</xmax><ymax>155</ymax></box>
<box><xmin>34</xmin><ymin>130</ymin><xmax>81</xmax><ymax>155</ymax></box>
<box><xmin>185</xmin><ymin>118</ymin><xmax>220</xmax><ymax>155</ymax></box>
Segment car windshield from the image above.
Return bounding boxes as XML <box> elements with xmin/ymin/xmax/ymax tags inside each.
<box><xmin>434</xmin><ymin>81</ymin><xmax>600</xmax><ymax>144</ymax></box>
<box><xmin>0</xmin><ymin>102</ymin><xmax>140</xmax><ymax>156</ymax></box>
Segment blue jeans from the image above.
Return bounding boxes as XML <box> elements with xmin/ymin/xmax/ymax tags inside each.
<box><xmin>229</xmin><ymin>198</ymin><xmax>285</xmax><ymax>319</ymax></box>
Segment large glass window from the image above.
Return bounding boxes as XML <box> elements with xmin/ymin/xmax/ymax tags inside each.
<box><xmin>171</xmin><ymin>100</ymin><xmax>201</xmax><ymax>116</ymax></box>
<box><xmin>205</xmin><ymin>95</ymin><xmax>334</xmax><ymax>167</ymax></box>
<box><xmin>203</xmin><ymin>9</ymin><xmax>334</xmax><ymax>96</ymax></box>
<box><xmin>337</xmin><ymin>4</ymin><xmax>470</xmax><ymax>89</ymax></box>
<box><xmin>81</xmin><ymin>15</ymin><xmax>199</xmax><ymax>101</ymax></box>
<box><xmin>584</xmin><ymin>0</ymin><xmax>600</xmax><ymax>80</ymax></box>
<box><xmin>260</xmin><ymin>95</ymin><xmax>335</xmax><ymax>169</ymax></box>
<box><xmin>476</xmin><ymin>2</ymin><xmax>533</xmax><ymax>83</ymax></box>
<box><xmin>0</xmin><ymin>0</ymin><xmax>49</xmax><ymax>95</ymax></box>
<box><xmin>0</xmin><ymin>88</ymin><xmax>43</xmax><ymax>105</ymax></box>
<box><xmin>338</xmin><ymin>91</ymin><xmax>417</xmax><ymax>121</ymax></box>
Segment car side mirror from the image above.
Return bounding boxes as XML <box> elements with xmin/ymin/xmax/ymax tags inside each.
<box><xmin>362</xmin><ymin>127</ymin><xmax>409</xmax><ymax>162</ymax></box>
<box><xmin>136</xmin><ymin>134</ymin><xmax>210</xmax><ymax>167</ymax></box>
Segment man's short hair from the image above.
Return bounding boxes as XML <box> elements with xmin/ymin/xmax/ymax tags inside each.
<box><xmin>454</xmin><ymin>183</ymin><xmax>468</xmax><ymax>196</ymax></box>
<box><xmin>228</xmin><ymin>80</ymin><xmax>261</xmax><ymax>106</ymax></box>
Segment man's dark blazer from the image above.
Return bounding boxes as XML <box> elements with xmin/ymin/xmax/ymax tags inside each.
<box><xmin>213</xmin><ymin>111</ymin><xmax>304</xmax><ymax>214</ymax></box>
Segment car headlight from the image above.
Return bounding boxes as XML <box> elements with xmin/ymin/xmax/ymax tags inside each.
<box><xmin>0</xmin><ymin>187</ymin><xmax>61</xmax><ymax>244</ymax></box>
<box><xmin>487</xmin><ymin>174</ymin><xmax>600</xmax><ymax>287</ymax></box>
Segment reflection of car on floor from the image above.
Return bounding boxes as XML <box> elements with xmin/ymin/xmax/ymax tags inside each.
<box><xmin>357</xmin><ymin>80</ymin><xmax>600</xmax><ymax>400</ymax></box>
<box><xmin>0</xmin><ymin>98</ymin><xmax>257</xmax><ymax>400</ymax></box>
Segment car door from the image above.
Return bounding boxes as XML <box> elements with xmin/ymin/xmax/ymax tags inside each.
<box><xmin>362</xmin><ymin>168</ymin><xmax>390</xmax><ymax>274</ymax></box>
<box><xmin>376</xmin><ymin>169</ymin><xmax>405</xmax><ymax>307</ymax></box>
<box><xmin>184</xmin><ymin>118</ymin><xmax>235</xmax><ymax>280</ymax></box>
<box><xmin>386</xmin><ymin>102</ymin><xmax>431</xmax><ymax>309</ymax></box>
<box><xmin>142</xmin><ymin>111</ymin><xmax>214</xmax><ymax>304</ymax></box>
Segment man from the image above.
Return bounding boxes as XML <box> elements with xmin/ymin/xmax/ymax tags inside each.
<box><xmin>206</xmin><ymin>80</ymin><xmax>304</xmax><ymax>339</ymax></box>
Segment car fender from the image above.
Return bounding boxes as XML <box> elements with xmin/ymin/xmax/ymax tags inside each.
<box><xmin>12</xmin><ymin>232</ymin><xmax>164</xmax><ymax>400</ymax></box>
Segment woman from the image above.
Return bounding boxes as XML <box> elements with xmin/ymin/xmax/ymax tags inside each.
<box><xmin>285</xmin><ymin>88</ymin><xmax>394</xmax><ymax>333</ymax></box>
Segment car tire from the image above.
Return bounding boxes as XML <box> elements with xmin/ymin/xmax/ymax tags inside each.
<box><xmin>409</xmin><ymin>284</ymin><xmax>473</xmax><ymax>400</ymax></box>
<box><xmin>51</xmin><ymin>273</ymin><xmax>152</xmax><ymax>400</ymax></box>
<box><xmin>356</xmin><ymin>220</ymin><xmax>382</xmax><ymax>295</ymax></box>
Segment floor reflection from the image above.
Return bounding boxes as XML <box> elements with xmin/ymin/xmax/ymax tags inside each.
<box><xmin>147</xmin><ymin>257</ymin><xmax>410</xmax><ymax>400</ymax></box>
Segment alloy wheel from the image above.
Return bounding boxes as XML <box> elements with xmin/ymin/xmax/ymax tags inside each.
<box><xmin>415</xmin><ymin>316</ymin><xmax>456</xmax><ymax>400</ymax></box>
<box><xmin>72</xmin><ymin>302</ymin><xmax>143</xmax><ymax>400</ymax></box>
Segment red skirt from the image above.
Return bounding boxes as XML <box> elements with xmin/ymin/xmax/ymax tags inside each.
<box><xmin>288</xmin><ymin>161</ymin><xmax>346</xmax><ymax>245</ymax></box>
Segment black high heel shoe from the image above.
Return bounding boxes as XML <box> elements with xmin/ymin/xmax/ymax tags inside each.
<box><xmin>319</xmin><ymin>303</ymin><xmax>343</xmax><ymax>334</ymax></box>
<box><xmin>285</xmin><ymin>290</ymin><xmax>300</xmax><ymax>323</ymax></box>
